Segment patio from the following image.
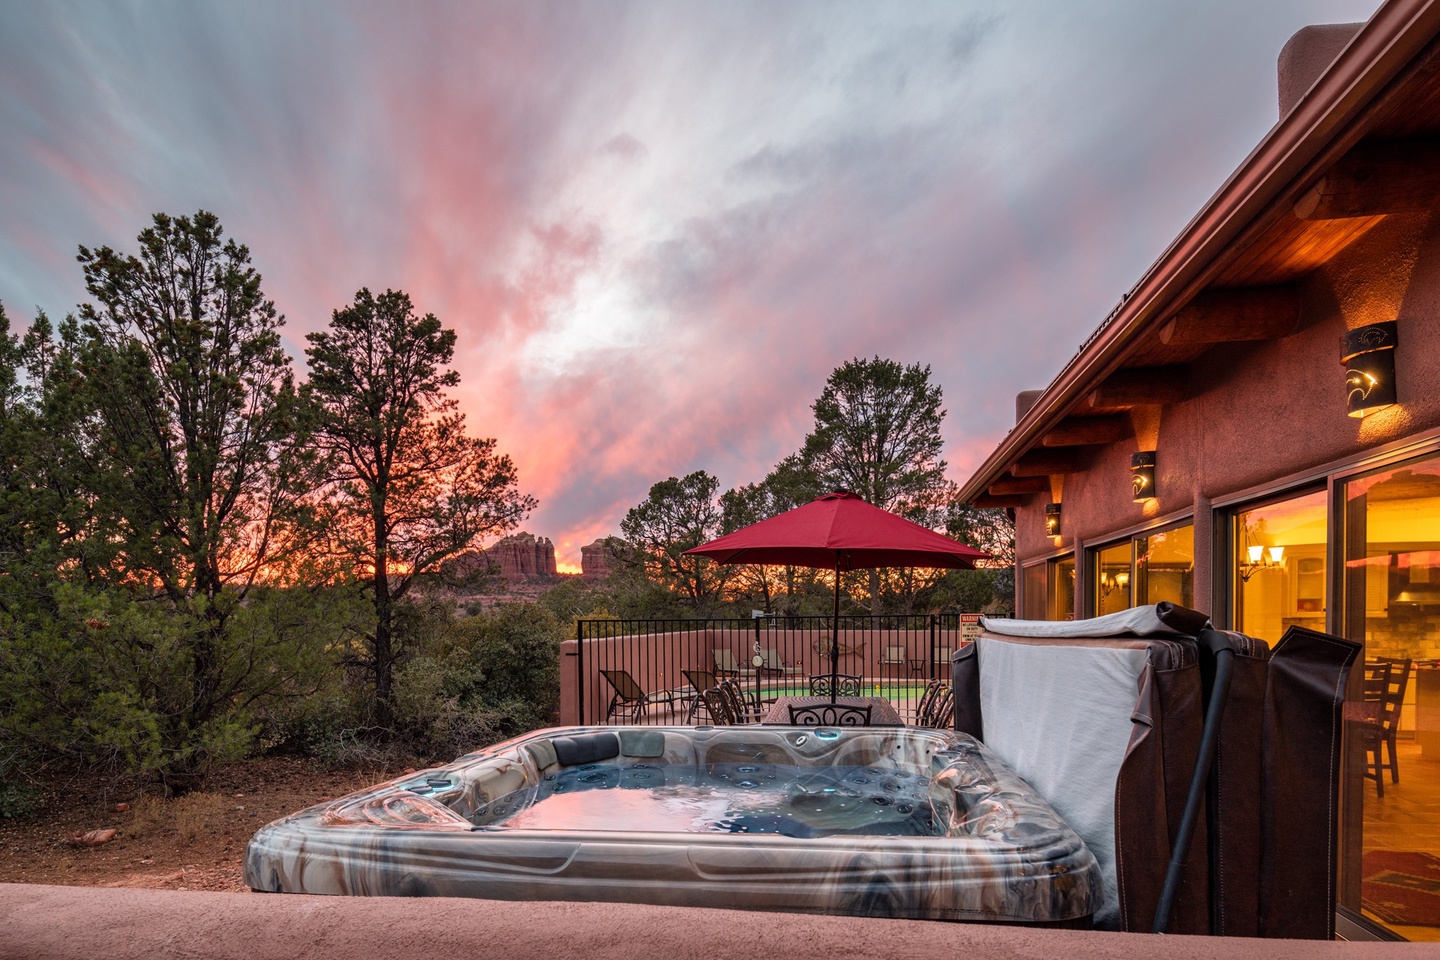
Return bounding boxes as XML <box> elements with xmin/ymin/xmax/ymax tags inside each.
<box><xmin>563</xmin><ymin>614</ymin><xmax>969</xmax><ymax>726</ymax></box>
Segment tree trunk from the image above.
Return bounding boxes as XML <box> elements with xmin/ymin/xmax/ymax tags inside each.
<box><xmin>372</xmin><ymin>513</ymin><xmax>394</xmax><ymax>729</ymax></box>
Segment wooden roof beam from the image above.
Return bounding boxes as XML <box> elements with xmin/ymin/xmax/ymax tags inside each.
<box><xmin>1011</xmin><ymin>449</ymin><xmax>1087</xmax><ymax>478</ymax></box>
<box><xmin>1294</xmin><ymin>136</ymin><xmax>1440</xmax><ymax>220</ymax></box>
<box><xmin>987</xmin><ymin>476</ymin><xmax>1050</xmax><ymax>496</ymax></box>
<box><xmin>1040</xmin><ymin>415</ymin><xmax>1131</xmax><ymax>447</ymax></box>
<box><xmin>1158</xmin><ymin>286</ymin><xmax>1300</xmax><ymax>345</ymax></box>
<box><xmin>1085</xmin><ymin>366</ymin><xmax>1189</xmax><ymax>410</ymax></box>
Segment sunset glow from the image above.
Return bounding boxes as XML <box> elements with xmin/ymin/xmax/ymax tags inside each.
<box><xmin>0</xmin><ymin>1</ymin><xmax>1382</xmax><ymax>569</ymax></box>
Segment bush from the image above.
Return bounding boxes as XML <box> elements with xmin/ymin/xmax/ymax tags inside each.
<box><xmin>0</xmin><ymin>577</ymin><xmax>362</xmax><ymax>782</ymax></box>
<box><xmin>0</xmin><ymin>782</ymin><xmax>44</xmax><ymax>820</ymax></box>
<box><xmin>392</xmin><ymin>602</ymin><xmax>563</xmax><ymax>757</ymax></box>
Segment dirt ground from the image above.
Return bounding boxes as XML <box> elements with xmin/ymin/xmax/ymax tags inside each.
<box><xmin>0</xmin><ymin>756</ymin><xmax>403</xmax><ymax>893</ymax></box>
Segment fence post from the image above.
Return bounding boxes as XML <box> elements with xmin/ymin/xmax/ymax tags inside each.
<box><xmin>753</xmin><ymin>615</ymin><xmax>763</xmax><ymax>710</ymax></box>
<box><xmin>576</xmin><ymin>619</ymin><xmax>585</xmax><ymax>725</ymax></box>
<box><xmin>929</xmin><ymin>614</ymin><xmax>938</xmax><ymax>680</ymax></box>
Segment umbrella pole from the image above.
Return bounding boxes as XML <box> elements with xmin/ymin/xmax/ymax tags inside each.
<box><xmin>830</xmin><ymin>556</ymin><xmax>841</xmax><ymax>704</ymax></box>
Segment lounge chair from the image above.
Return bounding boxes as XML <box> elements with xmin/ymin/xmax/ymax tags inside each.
<box><xmin>878</xmin><ymin>644</ymin><xmax>906</xmax><ymax>674</ymax></box>
<box><xmin>599</xmin><ymin>669</ymin><xmax>682</xmax><ymax>723</ymax></box>
<box><xmin>757</xmin><ymin>648</ymin><xmax>801</xmax><ymax>677</ymax></box>
<box><xmin>712</xmin><ymin>648</ymin><xmax>754</xmax><ymax>678</ymax></box>
<box><xmin>682</xmin><ymin>667</ymin><xmax>731</xmax><ymax>722</ymax></box>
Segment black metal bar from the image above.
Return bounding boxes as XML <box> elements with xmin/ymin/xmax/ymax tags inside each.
<box><xmin>576</xmin><ymin>618</ymin><xmax>585</xmax><ymax>724</ymax></box>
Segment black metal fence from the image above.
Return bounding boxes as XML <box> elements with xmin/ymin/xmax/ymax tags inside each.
<box><xmin>569</xmin><ymin>614</ymin><xmax>970</xmax><ymax>726</ymax></box>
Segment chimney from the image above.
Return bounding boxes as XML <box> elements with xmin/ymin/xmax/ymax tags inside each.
<box><xmin>1278</xmin><ymin>23</ymin><xmax>1364</xmax><ymax>118</ymax></box>
<box><xmin>1015</xmin><ymin>389</ymin><xmax>1044</xmax><ymax>424</ymax></box>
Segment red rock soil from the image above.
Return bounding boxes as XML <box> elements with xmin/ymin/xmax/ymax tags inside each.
<box><xmin>0</xmin><ymin>756</ymin><xmax>402</xmax><ymax>893</ymax></box>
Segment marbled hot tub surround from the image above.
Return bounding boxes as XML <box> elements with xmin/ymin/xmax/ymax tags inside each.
<box><xmin>245</xmin><ymin>725</ymin><xmax>1101</xmax><ymax>924</ymax></box>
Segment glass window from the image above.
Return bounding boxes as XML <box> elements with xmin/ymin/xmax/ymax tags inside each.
<box><xmin>1095</xmin><ymin>542</ymin><xmax>1133</xmax><ymax>616</ymax></box>
<box><xmin>1021</xmin><ymin>556</ymin><xmax>1076</xmax><ymax>620</ymax></box>
<box><xmin>1052</xmin><ymin>555</ymin><xmax>1076</xmax><ymax>621</ymax></box>
<box><xmin>1340</xmin><ymin>454</ymin><xmax>1440</xmax><ymax>939</ymax></box>
<box><xmin>1136</xmin><ymin>526</ymin><xmax>1194</xmax><ymax>608</ymax></box>
<box><xmin>1233</xmin><ymin>489</ymin><xmax>1328</xmax><ymax>641</ymax></box>
<box><xmin>1021</xmin><ymin>561</ymin><xmax>1047</xmax><ymax>620</ymax></box>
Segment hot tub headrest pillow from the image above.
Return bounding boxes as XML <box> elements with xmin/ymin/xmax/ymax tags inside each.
<box><xmin>552</xmin><ymin>732</ymin><xmax>621</xmax><ymax>766</ymax></box>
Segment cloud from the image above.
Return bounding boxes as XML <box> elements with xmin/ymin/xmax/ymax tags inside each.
<box><xmin>0</xmin><ymin>0</ymin><xmax>1384</xmax><ymax>566</ymax></box>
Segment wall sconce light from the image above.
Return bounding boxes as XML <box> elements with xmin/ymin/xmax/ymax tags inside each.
<box><xmin>1341</xmin><ymin>321</ymin><xmax>1398</xmax><ymax>418</ymax></box>
<box><xmin>1044</xmin><ymin>503</ymin><xmax>1062</xmax><ymax>536</ymax></box>
<box><xmin>1130</xmin><ymin>452</ymin><xmax>1156</xmax><ymax>502</ymax></box>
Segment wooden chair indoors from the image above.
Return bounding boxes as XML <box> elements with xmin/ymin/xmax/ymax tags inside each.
<box><xmin>1363</xmin><ymin>657</ymin><xmax>1412</xmax><ymax>797</ymax></box>
<box><xmin>809</xmin><ymin>674</ymin><xmax>862</xmax><ymax>698</ymax></box>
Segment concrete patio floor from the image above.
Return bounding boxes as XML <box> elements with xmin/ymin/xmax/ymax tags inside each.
<box><xmin>2</xmin><ymin>883</ymin><xmax>1433</xmax><ymax>959</ymax></box>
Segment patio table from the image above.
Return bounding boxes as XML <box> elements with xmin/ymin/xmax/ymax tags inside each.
<box><xmin>762</xmin><ymin>695</ymin><xmax>905</xmax><ymax>726</ymax></box>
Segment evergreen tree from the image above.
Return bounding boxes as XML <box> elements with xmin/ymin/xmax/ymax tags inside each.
<box><xmin>305</xmin><ymin>288</ymin><xmax>535</xmax><ymax>726</ymax></box>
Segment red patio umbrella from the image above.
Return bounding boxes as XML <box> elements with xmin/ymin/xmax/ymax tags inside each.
<box><xmin>683</xmin><ymin>491</ymin><xmax>989</xmax><ymax>702</ymax></box>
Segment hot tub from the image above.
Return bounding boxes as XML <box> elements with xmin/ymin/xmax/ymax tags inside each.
<box><xmin>245</xmin><ymin>725</ymin><xmax>1101</xmax><ymax>925</ymax></box>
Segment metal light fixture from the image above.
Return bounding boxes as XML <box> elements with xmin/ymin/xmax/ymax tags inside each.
<box><xmin>1341</xmin><ymin>321</ymin><xmax>1398</xmax><ymax>417</ymax></box>
<box><xmin>1131</xmin><ymin>451</ymin><xmax>1156</xmax><ymax>502</ymax></box>
<box><xmin>1239</xmin><ymin>544</ymin><xmax>1285</xmax><ymax>582</ymax></box>
<box><xmin>1045</xmin><ymin>502</ymin><xmax>1062</xmax><ymax>536</ymax></box>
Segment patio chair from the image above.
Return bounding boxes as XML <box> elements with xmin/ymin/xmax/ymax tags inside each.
<box><xmin>915</xmin><ymin>680</ymin><xmax>954</xmax><ymax>729</ymax></box>
<box><xmin>932</xmin><ymin>646</ymin><xmax>954</xmax><ymax>672</ymax></box>
<box><xmin>808</xmin><ymin>673</ymin><xmax>862</xmax><ymax>697</ymax></box>
<box><xmin>1362</xmin><ymin>657</ymin><xmax>1411</xmax><ymax>797</ymax></box>
<box><xmin>721</xmin><ymin>679</ymin><xmax>767</xmax><ymax>723</ymax></box>
<box><xmin>788</xmin><ymin>702</ymin><xmax>872</xmax><ymax>727</ymax></box>
<box><xmin>878</xmin><ymin>645</ymin><xmax>906</xmax><ymax>672</ymax></box>
<box><xmin>599</xmin><ymin>669</ymin><xmax>681</xmax><ymax>723</ymax></box>
<box><xmin>712</xmin><ymin>648</ymin><xmax>754</xmax><ymax>678</ymax></box>
<box><xmin>682</xmin><ymin>667</ymin><xmax>754</xmax><ymax>722</ymax></box>
<box><xmin>757</xmin><ymin>648</ymin><xmax>801</xmax><ymax>677</ymax></box>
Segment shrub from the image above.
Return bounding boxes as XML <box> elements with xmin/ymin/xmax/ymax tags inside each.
<box><xmin>392</xmin><ymin>602</ymin><xmax>563</xmax><ymax>757</ymax></box>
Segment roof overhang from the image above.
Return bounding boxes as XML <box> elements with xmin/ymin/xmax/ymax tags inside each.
<box><xmin>958</xmin><ymin>0</ymin><xmax>1440</xmax><ymax>504</ymax></box>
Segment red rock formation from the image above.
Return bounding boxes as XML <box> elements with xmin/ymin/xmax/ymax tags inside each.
<box><xmin>440</xmin><ymin>532</ymin><xmax>557</xmax><ymax>583</ymax></box>
<box><xmin>486</xmin><ymin>532</ymin><xmax>557</xmax><ymax>581</ymax></box>
<box><xmin>580</xmin><ymin>538</ymin><xmax>621</xmax><ymax>582</ymax></box>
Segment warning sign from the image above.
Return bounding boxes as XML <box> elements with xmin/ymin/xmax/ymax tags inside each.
<box><xmin>960</xmin><ymin>613</ymin><xmax>983</xmax><ymax>645</ymax></box>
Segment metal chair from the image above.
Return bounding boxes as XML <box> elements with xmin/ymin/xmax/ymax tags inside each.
<box><xmin>701</xmin><ymin>680</ymin><xmax>764</xmax><ymax>725</ymax></box>
<box><xmin>712</xmin><ymin>649</ymin><xmax>754</xmax><ymax>678</ymax></box>
<box><xmin>757</xmin><ymin>648</ymin><xmax>801</xmax><ymax>677</ymax></box>
<box><xmin>1362</xmin><ymin>657</ymin><xmax>1411</xmax><ymax>796</ymax></box>
<box><xmin>916</xmin><ymin>680</ymin><xmax>954</xmax><ymax>729</ymax></box>
<box><xmin>599</xmin><ymin>669</ymin><xmax>680</xmax><ymax>723</ymax></box>
<box><xmin>787</xmin><ymin>702</ymin><xmax>873</xmax><ymax>727</ymax></box>
<box><xmin>682</xmin><ymin>667</ymin><xmax>721</xmax><ymax>722</ymax></box>
<box><xmin>878</xmin><ymin>645</ymin><xmax>906</xmax><ymax>674</ymax></box>
<box><xmin>809</xmin><ymin>674</ymin><xmax>862</xmax><ymax>697</ymax></box>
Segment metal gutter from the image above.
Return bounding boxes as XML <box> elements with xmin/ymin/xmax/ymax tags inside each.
<box><xmin>957</xmin><ymin>0</ymin><xmax>1440</xmax><ymax>503</ymax></box>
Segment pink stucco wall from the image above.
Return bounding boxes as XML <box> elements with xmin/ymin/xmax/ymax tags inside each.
<box><xmin>1015</xmin><ymin>212</ymin><xmax>1440</xmax><ymax>617</ymax></box>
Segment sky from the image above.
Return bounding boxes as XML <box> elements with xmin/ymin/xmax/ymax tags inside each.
<box><xmin>0</xmin><ymin>0</ymin><xmax>1384</xmax><ymax>571</ymax></box>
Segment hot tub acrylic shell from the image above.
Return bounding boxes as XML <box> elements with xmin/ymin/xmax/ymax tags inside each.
<box><xmin>245</xmin><ymin>725</ymin><xmax>1101</xmax><ymax>924</ymax></box>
